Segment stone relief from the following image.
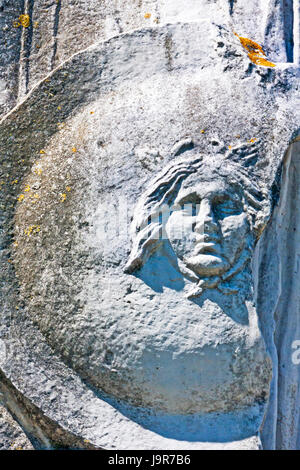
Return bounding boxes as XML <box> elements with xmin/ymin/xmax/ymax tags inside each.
<box><xmin>125</xmin><ymin>140</ymin><xmax>270</xmax><ymax>302</ymax></box>
<box><xmin>0</xmin><ymin>5</ymin><xmax>298</xmax><ymax>449</ymax></box>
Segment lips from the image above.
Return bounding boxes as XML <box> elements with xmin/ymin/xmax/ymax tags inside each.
<box><xmin>193</xmin><ymin>235</ymin><xmax>221</xmax><ymax>255</ymax></box>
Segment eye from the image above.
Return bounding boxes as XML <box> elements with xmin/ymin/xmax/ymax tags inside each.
<box><xmin>213</xmin><ymin>196</ymin><xmax>242</xmax><ymax>219</ymax></box>
<box><xmin>176</xmin><ymin>193</ymin><xmax>201</xmax><ymax>214</ymax></box>
<box><xmin>178</xmin><ymin>201</ymin><xmax>200</xmax><ymax>217</ymax></box>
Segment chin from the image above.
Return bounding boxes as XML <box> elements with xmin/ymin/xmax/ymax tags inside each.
<box><xmin>185</xmin><ymin>254</ymin><xmax>229</xmax><ymax>276</ymax></box>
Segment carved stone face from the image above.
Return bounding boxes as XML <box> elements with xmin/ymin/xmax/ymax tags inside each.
<box><xmin>165</xmin><ymin>176</ymin><xmax>250</xmax><ymax>278</ymax></box>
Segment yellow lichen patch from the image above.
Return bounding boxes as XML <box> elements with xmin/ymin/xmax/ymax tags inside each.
<box><xmin>66</xmin><ymin>186</ymin><xmax>71</xmax><ymax>192</ymax></box>
<box><xmin>234</xmin><ymin>33</ymin><xmax>276</xmax><ymax>68</ymax></box>
<box><xmin>60</xmin><ymin>193</ymin><xmax>67</xmax><ymax>202</ymax></box>
<box><xmin>39</xmin><ymin>149</ymin><xmax>46</xmax><ymax>154</ymax></box>
<box><xmin>248</xmin><ymin>138</ymin><xmax>257</xmax><ymax>143</ymax></box>
<box><xmin>19</xmin><ymin>14</ymin><xmax>30</xmax><ymax>27</ymax></box>
<box><xmin>254</xmin><ymin>57</ymin><xmax>276</xmax><ymax>67</ymax></box>
<box><xmin>13</xmin><ymin>14</ymin><xmax>30</xmax><ymax>28</ymax></box>
<box><xmin>71</xmin><ymin>147</ymin><xmax>77</xmax><ymax>153</ymax></box>
<box><xmin>33</xmin><ymin>21</ymin><xmax>39</xmax><ymax>29</ymax></box>
<box><xmin>228</xmin><ymin>145</ymin><xmax>232</xmax><ymax>150</ymax></box>
<box><xmin>144</xmin><ymin>13</ymin><xmax>151</xmax><ymax>19</ymax></box>
<box><xmin>24</xmin><ymin>184</ymin><xmax>31</xmax><ymax>192</ymax></box>
<box><xmin>24</xmin><ymin>225</ymin><xmax>40</xmax><ymax>236</ymax></box>
<box><xmin>17</xmin><ymin>194</ymin><xmax>25</xmax><ymax>202</ymax></box>
<box><xmin>57</xmin><ymin>105</ymin><xmax>62</xmax><ymax>110</ymax></box>
<box><xmin>90</xmin><ymin>111</ymin><xmax>94</xmax><ymax>115</ymax></box>
<box><xmin>11</xmin><ymin>179</ymin><xmax>18</xmax><ymax>185</ymax></box>
<box><xmin>34</xmin><ymin>168</ymin><xmax>43</xmax><ymax>176</ymax></box>
<box><xmin>200</xmin><ymin>129</ymin><xmax>206</xmax><ymax>134</ymax></box>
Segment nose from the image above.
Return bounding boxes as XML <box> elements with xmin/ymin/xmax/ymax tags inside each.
<box><xmin>194</xmin><ymin>199</ymin><xmax>218</xmax><ymax>234</ymax></box>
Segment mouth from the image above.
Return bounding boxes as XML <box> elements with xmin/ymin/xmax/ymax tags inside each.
<box><xmin>193</xmin><ymin>243</ymin><xmax>220</xmax><ymax>256</ymax></box>
<box><xmin>193</xmin><ymin>236</ymin><xmax>221</xmax><ymax>255</ymax></box>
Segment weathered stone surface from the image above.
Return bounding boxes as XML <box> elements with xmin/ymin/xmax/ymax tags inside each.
<box><xmin>257</xmin><ymin>140</ymin><xmax>300</xmax><ymax>450</ymax></box>
<box><xmin>0</xmin><ymin>403</ymin><xmax>33</xmax><ymax>450</ymax></box>
<box><xmin>0</xmin><ymin>0</ymin><xmax>298</xmax><ymax>118</ymax></box>
<box><xmin>0</xmin><ymin>16</ymin><xmax>298</xmax><ymax>449</ymax></box>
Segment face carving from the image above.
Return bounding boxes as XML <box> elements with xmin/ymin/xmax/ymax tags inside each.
<box><xmin>125</xmin><ymin>148</ymin><xmax>270</xmax><ymax>298</ymax></box>
<box><xmin>165</xmin><ymin>178</ymin><xmax>249</xmax><ymax>278</ymax></box>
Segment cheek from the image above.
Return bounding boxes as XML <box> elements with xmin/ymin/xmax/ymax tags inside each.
<box><xmin>165</xmin><ymin>213</ymin><xmax>194</xmax><ymax>256</ymax></box>
<box><xmin>220</xmin><ymin>214</ymin><xmax>249</xmax><ymax>255</ymax></box>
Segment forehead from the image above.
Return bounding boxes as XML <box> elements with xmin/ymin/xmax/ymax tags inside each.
<box><xmin>175</xmin><ymin>175</ymin><xmax>236</xmax><ymax>201</ymax></box>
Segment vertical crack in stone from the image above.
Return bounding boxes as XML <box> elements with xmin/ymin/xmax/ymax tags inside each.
<box><xmin>15</xmin><ymin>0</ymin><xmax>26</xmax><ymax>104</ymax></box>
<box><xmin>283</xmin><ymin>0</ymin><xmax>294</xmax><ymax>62</ymax></box>
<box><xmin>51</xmin><ymin>0</ymin><xmax>61</xmax><ymax>70</ymax></box>
<box><xmin>17</xmin><ymin>0</ymin><xmax>27</xmax><ymax>101</ymax></box>
<box><xmin>229</xmin><ymin>0</ymin><xmax>236</xmax><ymax>16</ymax></box>
<box><xmin>293</xmin><ymin>0</ymin><xmax>300</xmax><ymax>64</ymax></box>
<box><xmin>17</xmin><ymin>0</ymin><xmax>34</xmax><ymax>99</ymax></box>
<box><xmin>24</xmin><ymin>0</ymin><xmax>34</xmax><ymax>94</ymax></box>
<box><xmin>164</xmin><ymin>32</ymin><xmax>173</xmax><ymax>71</ymax></box>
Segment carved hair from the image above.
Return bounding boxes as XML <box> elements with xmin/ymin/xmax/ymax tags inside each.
<box><xmin>125</xmin><ymin>142</ymin><xmax>271</xmax><ymax>274</ymax></box>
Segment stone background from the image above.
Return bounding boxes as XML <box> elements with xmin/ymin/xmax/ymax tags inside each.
<box><xmin>0</xmin><ymin>0</ymin><xmax>299</xmax><ymax>450</ymax></box>
<box><xmin>0</xmin><ymin>0</ymin><xmax>298</xmax><ymax>117</ymax></box>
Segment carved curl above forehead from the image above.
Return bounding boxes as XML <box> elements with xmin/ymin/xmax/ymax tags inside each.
<box><xmin>125</xmin><ymin>140</ymin><xmax>271</xmax><ymax>275</ymax></box>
